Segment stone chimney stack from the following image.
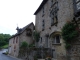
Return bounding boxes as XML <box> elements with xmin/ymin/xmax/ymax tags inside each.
<box><xmin>16</xmin><ymin>26</ymin><xmax>19</xmax><ymax>33</ymax></box>
<box><xmin>16</xmin><ymin>26</ymin><xmax>22</xmax><ymax>33</ymax></box>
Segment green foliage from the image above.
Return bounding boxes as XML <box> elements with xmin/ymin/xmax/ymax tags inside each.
<box><xmin>19</xmin><ymin>41</ymin><xmax>34</xmax><ymax>58</ymax></box>
<box><xmin>20</xmin><ymin>41</ymin><xmax>28</xmax><ymax>48</ymax></box>
<box><xmin>61</xmin><ymin>22</ymin><xmax>78</xmax><ymax>49</ymax></box>
<box><xmin>19</xmin><ymin>41</ymin><xmax>29</xmax><ymax>57</ymax></box>
<box><xmin>0</xmin><ymin>33</ymin><xmax>11</xmax><ymax>47</ymax></box>
<box><xmin>65</xmin><ymin>43</ymin><xmax>71</xmax><ymax>49</ymax></box>
<box><xmin>29</xmin><ymin>44</ymin><xmax>35</xmax><ymax>47</ymax></box>
<box><xmin>33</xmin><ymin>31</ymin><xmax>40</xmax><ymax>42</ymax></box>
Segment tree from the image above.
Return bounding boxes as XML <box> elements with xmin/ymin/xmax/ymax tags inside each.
<box><xmin>0</xmin><ymin>33</ymin><xmax>11</xmax><ymax>47</ymax></box>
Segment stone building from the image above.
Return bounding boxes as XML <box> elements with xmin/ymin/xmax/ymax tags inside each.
<box><xmin>34</xmin><ymin>0</ymin><xmax>80</xmax><ymax>60</ymax></box>
<box><xmin>8</xmin><ymin>22</ymin><xmax>34</xmax><ymax>57</ymax></box>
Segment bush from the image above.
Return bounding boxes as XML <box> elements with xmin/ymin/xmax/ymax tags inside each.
<box><xmin>61</xmin><ymin>22</ymin><xmax>79</xmax><ymax>49</ymax></box>
<box><xmin>20</xmin><ymin>41</ymin><xmax>28</xmax><ymax>48</ymax></box>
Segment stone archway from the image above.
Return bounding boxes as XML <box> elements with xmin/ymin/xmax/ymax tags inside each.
<box><xmin>49</xmin><ymin>31</ymin><xmax>61</xmax><ymax>44</ymax></box>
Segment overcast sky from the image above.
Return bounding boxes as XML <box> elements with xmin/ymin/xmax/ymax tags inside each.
<box><xmin>0</xmin><ymin>0</ymin><xmax>43</xmax><ymax>35</ymax></box>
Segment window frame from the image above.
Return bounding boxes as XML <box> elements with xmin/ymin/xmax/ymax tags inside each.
<box><xmin>16</xmin><ymin>37</ymin><xmax>18</xmax><ymax>43</ymax></box>
<box><xmin>52</xmin><ymin>49</ymin><xmax>57</xmax><ymax>58</ymax></box>
<box><xmin>50</xmin><ymin>10</ymin><xmax>58</xmax><ymax>26</ymax></box>
<box><xmin>13</xmin><ymin>37</ymin><xmax>15</xmax><ymax>43</ymax></box>
<box><xmin>50</xmin><ymin>1</ymin><xmax>58</xmax><ymax>26</ymax></box>
<box><xmin>51</xmin><ymin>0</ymin><xmax>57</xmax><ymax>8</ymax></box>
<box><xmin>42</xmin><ymin>20</ymin><xmax>45</xmax><ymax>31</ymax></box>
<box><xmin>76</xmin><ymin>2</ymin><xmax>80</xmax><ymax>10</ymax></box>
<box><xmin>42</xmin><ymin>6</ymin><xmax>45</xmax><ymax>17</ymax></box>
<box><xmin>73</xmin><ymin>0</ymin><xmax>80</xmax><ymax>16</ymax></box>
<box><xmin>40</xmin><ymin>37</ymin><xmax>42</xmax><ymax>43</ymax></box>
<box><xmin>52</xmin><ymin>35</ymin><xmax>60</xmax><ymax>44</ymax></box>
<box><xmin>26</xmin><ymin>28</ymin><xmax>32</xmax><ymax>36</ymax></box>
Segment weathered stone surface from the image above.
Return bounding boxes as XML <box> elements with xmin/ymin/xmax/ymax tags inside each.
<box><xmin>35</xmin><ymin>0</ymin><xmax>79</xmax><ymax>60</ymax></box>
<box><xmin>8</xmin><ymin>23</ymin><xmax>34</xmax><ymax>58</ymax></box>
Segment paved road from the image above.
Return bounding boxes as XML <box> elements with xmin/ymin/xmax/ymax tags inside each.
<box><xmin>0</xmin><ymin>50</ymin><xmax>18</xmax><ymax>60</ymax></box>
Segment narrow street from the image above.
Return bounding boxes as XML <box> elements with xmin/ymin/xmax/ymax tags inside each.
<box><xmin>0</xmin><ymin>50</ymin><xmax>19</xmax><ymax>60</ymax></box>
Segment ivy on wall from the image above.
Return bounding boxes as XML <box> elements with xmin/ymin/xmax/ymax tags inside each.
<box><xmin>19</xmin><ymin>41</ymin><xmax>35</xmax><ymax>58</ymax></box>
<box><xmin>33</xmin><ymin>31</ymin><xmax>40</xmax><ymax>42</ymax></box>
<box><xmin>18</xmin><ymin>41</ymin><xmax>28</xmax><ymax>57</ymax></box>
<box><xmin>61</xmin><ymin>22</ymin><xmax>79</xmax><ymax>49</ymax></box>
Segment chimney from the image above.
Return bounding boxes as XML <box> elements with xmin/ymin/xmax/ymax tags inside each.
<box><xmin>16</xmin><ymin>27</ymin><xmax>21</xmax><ymax>33</ymax></box>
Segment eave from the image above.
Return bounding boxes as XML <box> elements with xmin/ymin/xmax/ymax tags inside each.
<box><xmin>34</xmin><ymin>0</ymin><xmax>48</xmax><ymax>15</ymax></box>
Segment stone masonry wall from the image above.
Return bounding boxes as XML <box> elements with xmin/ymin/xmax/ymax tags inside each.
<box><xmin>35</xmin><ymin>0</ymin><xmax>74</xmax><ymax>60</ymax></box>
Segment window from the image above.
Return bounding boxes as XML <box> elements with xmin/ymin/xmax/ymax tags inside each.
<box><xmin>50</xmin><ymin>1</ymin><xmax>58</xmax><ymax>26</ymax></box>
<box><xmin>40</xmin><ymin>37</ymin><xmax>42</xmax><ymax>43</ymax></box>
<box><xmin>51</xmin><ymin>0</ymin><xmax>53</xmax><ymax>7</ymax></box>
<box><xmin>76</xmin><ymin>0</ymin><xmax>79</xmax><ymax>2</ymax></box>
<box><xmin>52</xmin><ymin>49</ymin><xmax>57</xmax><ymax>58</ymax></box>
<box><xmin>26</xmin><ymin>28</ymin><xmax>32</xmax><ymax>36</ymax></box>
<box><xmin>56</xmin><ymin>35</ymin><xmax>60</xmax><ymax>43</ymax></box>
<box><xmin>51</xmin><ymin>0</ymin><xmax>57</xmax><ymax>7</ymax></box>
<box><xmin>50</xmin><ymin>8</ymin><xmax>58</xmax><ymax>26</ymax></box>
<box><xmin>42</xmin><ymin>20</ymin><xmax>45</xmax><ymax>31</ymax></box>
<box><xmin>52</xmin><ymin>35</ymin><xmax>60</xmax><ymax>44</ymax></box>
<box><xmin>14</xmin><ymin>45</ymin><xmax>16</xmax><ymax>52</ymax></box>
<box><xmin>13</xmin><ymin>37</ymin><xmax>15</xmax><ymax>43</ymax></box>
<box><xmin>77</xmin><ymin>2</ymin><xmax>80</xmax><ymax>10</ymax></box>
<box><xmin>74</xmin><ymin>0</ymin><xmax>80</xmax><ymax>11</ymax></box>
<box><xmin>45</xmin><ymin>36</ymin><xmax>48</xmax><ymax>47</ymax></box>
<box><xmin>16</xmin><ymin>37</ymin><xmax>18</xmax><ymax>43</ymax></box>
<box><xmin>42</xmin><ymin>6</ymin><xmax>45</xmax><ymax>17</ymax></box>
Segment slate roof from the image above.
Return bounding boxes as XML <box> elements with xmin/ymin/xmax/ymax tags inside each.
<box><xmin>9</xmin><ymin>22</ymin><xmax>34</xmax><ymax>39</ymax></box>
<box><xmin>34</xmin><ymin>0</ymin><xmax>48</xmax><ymax>15</ymax></box>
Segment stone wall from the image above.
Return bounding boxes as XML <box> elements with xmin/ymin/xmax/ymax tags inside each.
<box><xmin>8</xmin><ymin>36</ymin><xmax>19</xmax><ymax>57</ymax></box>
<box><xmin>35</xmin><ymin>0</ymin><xmax>75</xmax><ymax>60</ymax></box>
<box><xmin>19</xmin><ymin>24</ymin><xmax>34</xmax><ymax>45</ymax></box>
<box><xmin>9</xmin><ymin>23</ymin><xmax>34</xmax><ymax>58</ymax></box>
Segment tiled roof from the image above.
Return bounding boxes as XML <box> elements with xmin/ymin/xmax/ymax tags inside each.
<box><xmin>9</xmin><ymin>22</ymin><xmax>34</xmax><ymax>39</ymax></box>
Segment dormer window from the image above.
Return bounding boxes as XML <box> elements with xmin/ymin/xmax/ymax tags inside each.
<box><xmin>26</xmin><ymin>28</ymin><xmax>32</xmax><ymax>36</ymax></box>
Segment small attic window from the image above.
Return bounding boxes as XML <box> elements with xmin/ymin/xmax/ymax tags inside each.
<box><xmin>26</xmin><ymin>28</ymin><xmax>32</xmax><ymax>36</ymax></box>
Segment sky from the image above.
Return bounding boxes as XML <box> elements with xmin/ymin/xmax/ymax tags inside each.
<box><xmin>0</xmin><ymin>0</ymin><xmax>43</xmax><ymax>35</ymax></box>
